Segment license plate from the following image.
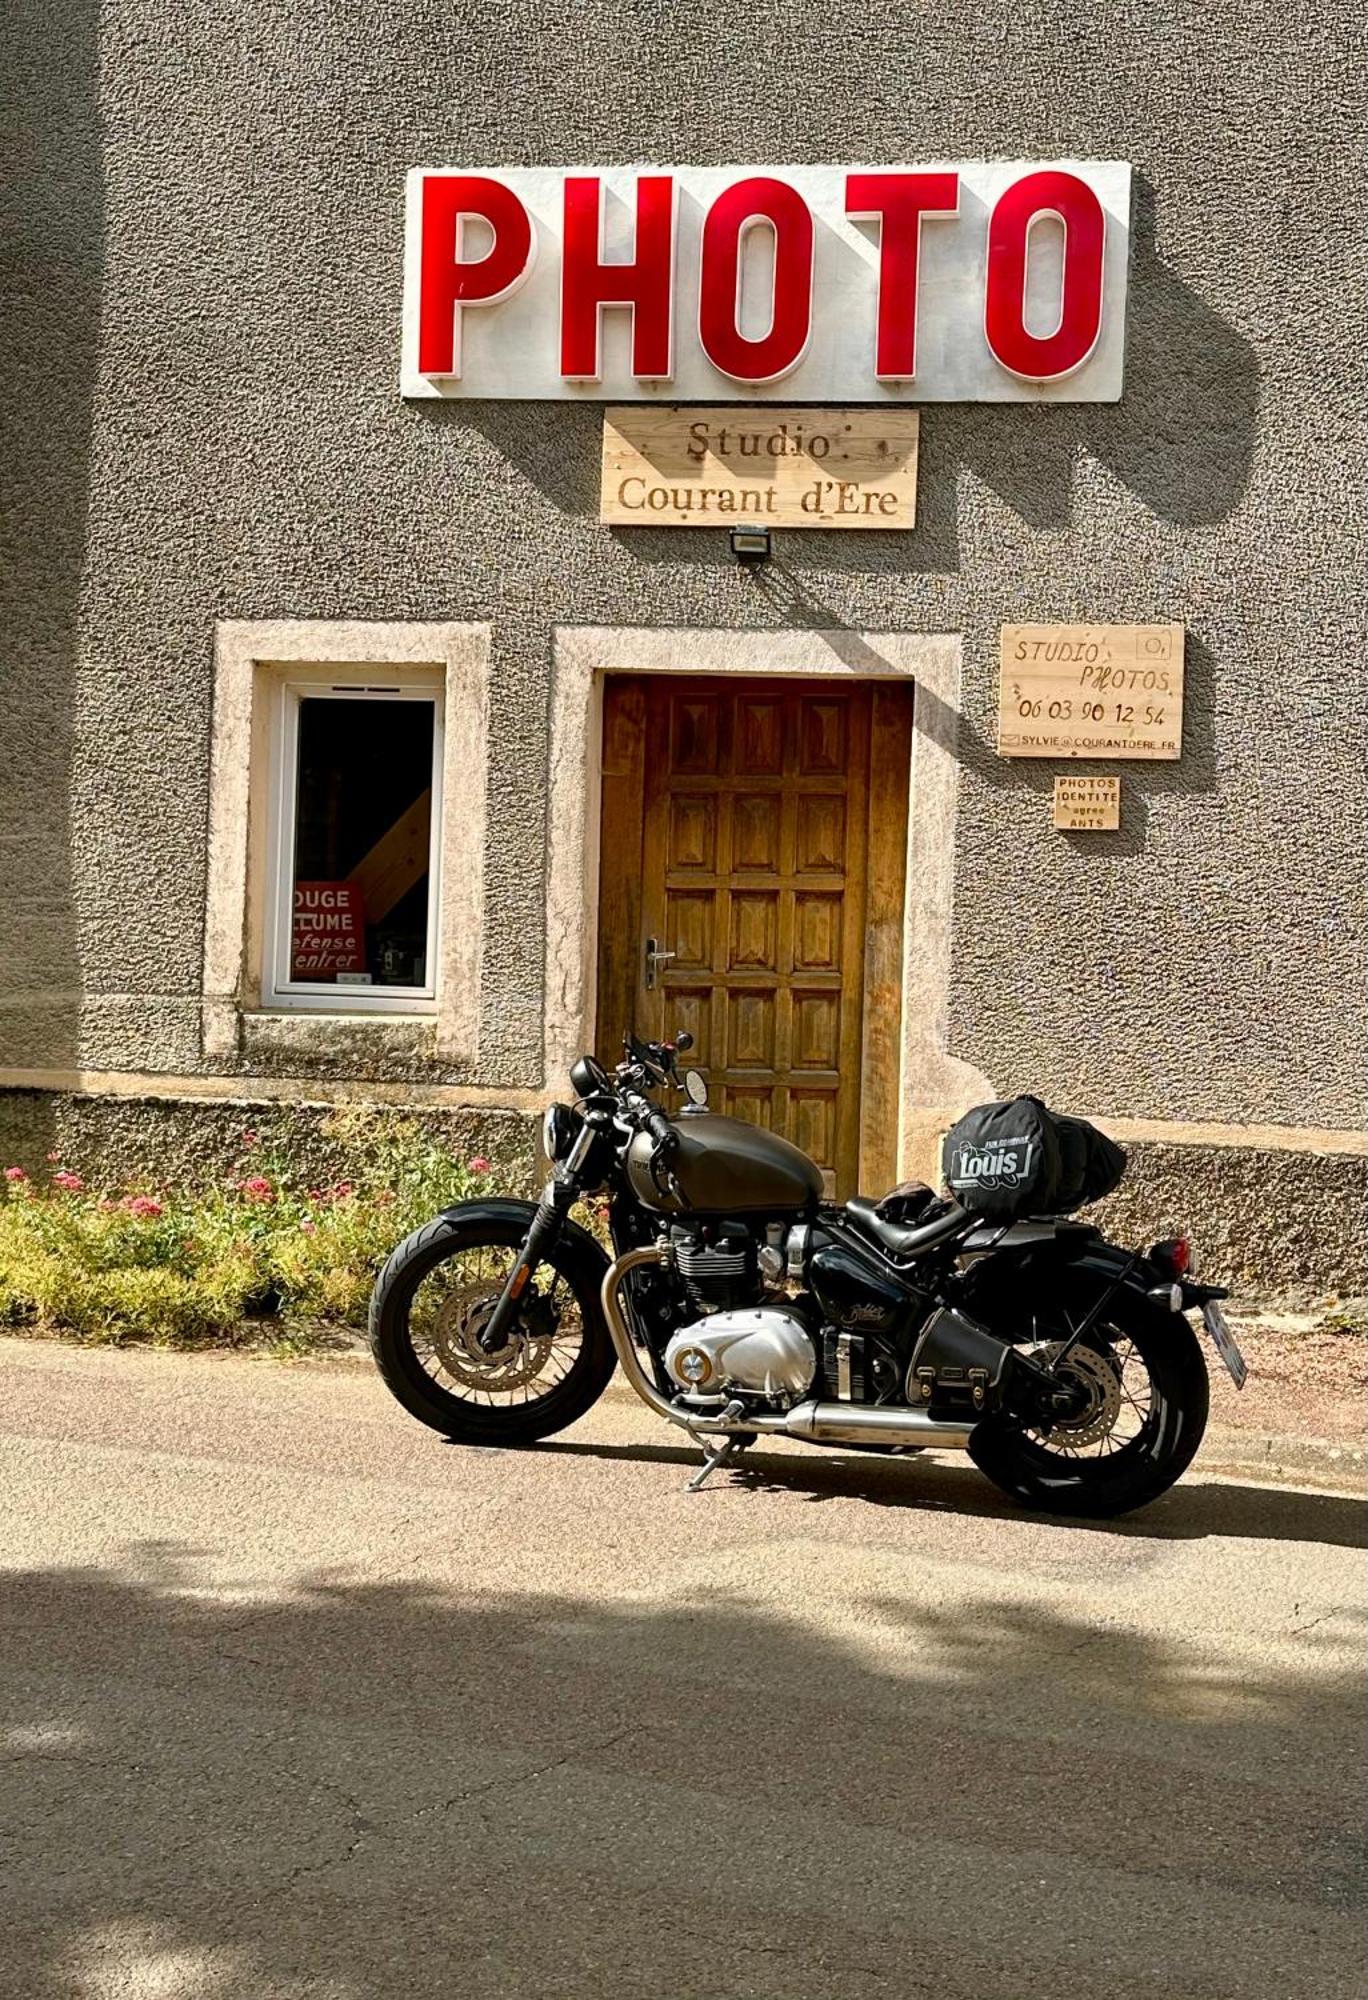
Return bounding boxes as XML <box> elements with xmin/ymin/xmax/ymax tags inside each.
<box><xmin>1202</xmin><ymin>1301</ymin><xmax>1247</xmax><ymax>1389</ymax></box>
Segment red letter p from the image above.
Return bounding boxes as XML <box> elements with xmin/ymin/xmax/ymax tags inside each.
<box><xmin>416</xmin><ymin>175</ymin><xmax>535</xmax><ymax>378</ymax></box>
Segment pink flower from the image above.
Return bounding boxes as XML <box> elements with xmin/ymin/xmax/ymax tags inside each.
<box><xmin>306</xmin><ymin>1188</ymin><xmax>322</xmax><ymax>1201</ymax></box>
<box><xmin>124</xmin><ymin>1195</ymin><xmax>163</xmax><ymax>1219</ymax></box>
<box><xmin>299</xmin><ymin>1219</ymin><xmax>316</xmax><ymax>1235</ymax></box>
<box><xmin>330</xmin><ymin>1180</ymin><xmax>354</xmax><ymax>1200</ymax></box>
<box><xmin>4</xmin><ymin>1166</ymin><xmax>27</xmax><ymax>1183</ymax></box>
<box><xmin>468</xmin><ymin>1156</ymin><xmax>492</xmax><ymax>1175</ymax></box>
<box><xmin>46</xmin><ymin>1150</ymin><xmax>61</xmax><ymax>1162</ymax></box>
<box><xmin>239</xmin><ymin>1175</ymin><xmax>274</xmax><ymax>1201</ymax></box>
<box><xmin>52</xmin><ymin>1171</ymin><xmax>84</xmax><ymax>1193</ymax></box>
<box><xmin>240</xmin><ymin>1129</ymin><xmax>258</xmax><ymax>1149</ymax></box>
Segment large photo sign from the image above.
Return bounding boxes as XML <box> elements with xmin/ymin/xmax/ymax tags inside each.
<box><xmin>402</xmin><ymin>162</ymin><xmax>1131</xmax><ymax>403</ymax></box>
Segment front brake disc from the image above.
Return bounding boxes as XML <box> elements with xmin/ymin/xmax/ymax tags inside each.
<box><xmin>430</xmin><ymin>1291</ymin><xmax>555</xmax><ymax>1391</ymax></box>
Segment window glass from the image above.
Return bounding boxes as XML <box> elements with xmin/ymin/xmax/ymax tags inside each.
<box><xmin>288</xmin><ymin>695</ymin><xmax>434</xmax><ymax>990</ymax></box>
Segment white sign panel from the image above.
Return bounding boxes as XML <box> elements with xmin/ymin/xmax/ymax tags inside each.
<box><xmin>402</xmin><ymin>161</ymin><xmax>1131</xmax><ymax>403</ymax></box>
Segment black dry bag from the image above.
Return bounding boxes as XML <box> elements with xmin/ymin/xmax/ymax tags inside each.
<box><xmin>1053</xmin><ymin>1115</ymin><xmax>1127</xmax><ymax>1210</ymax></box>
<box><xmin>942</xmin><ymin>1097</ymin><xmax>1126</xmax><ymax>1220</ymax></box>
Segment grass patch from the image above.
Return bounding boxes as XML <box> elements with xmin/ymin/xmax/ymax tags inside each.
<box><xmin>0</xmin><ymin>1111</ymin><xmax>525</xmax><ymax>1350</ymax></box>
<box><xmin>1313</xmin><ymin>1298</ymin><xmax>1367</xmax><ymax>1340</ymax></box>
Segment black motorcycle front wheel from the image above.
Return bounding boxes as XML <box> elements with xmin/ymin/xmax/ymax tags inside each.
<box><xmin>369</xmin><ymin>1212</ymin><xmax>616</xmax><ymax>1446</ymax></box>
<box><xmin>968</xmin><ymin>1278</ymin><xmax>1210</xmax><ymax>1517</ymax></box>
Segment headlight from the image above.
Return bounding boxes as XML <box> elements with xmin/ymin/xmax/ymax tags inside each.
<box><xmin>540</xmin><ymin>1103</ymin><xmax>580</xmax><ymax>1166</ymax></box>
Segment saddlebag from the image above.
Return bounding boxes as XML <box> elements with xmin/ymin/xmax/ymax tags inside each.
<box><xmin>942</xmin><ymin>1096</ymin><xmax>1126</xmax><ymax>1220</ymax></box>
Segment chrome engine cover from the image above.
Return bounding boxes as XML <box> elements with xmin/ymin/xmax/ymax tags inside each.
<box><xmin>664</xmin><ymin>1307</ymin><xmax>818</xmax><ymax>1402</ymax></box>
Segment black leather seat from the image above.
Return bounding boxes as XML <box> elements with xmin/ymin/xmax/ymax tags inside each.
<box><xmin>846</xmin><ymin>1195</ymin><xmax>894</xmax><ymax>1238</ymax></box>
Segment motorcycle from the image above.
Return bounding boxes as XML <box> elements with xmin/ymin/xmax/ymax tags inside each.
<box><xmin>369</xmin><ymin>1033</ymin><xmax>1246</xmax><ymax>1516</ymax></box>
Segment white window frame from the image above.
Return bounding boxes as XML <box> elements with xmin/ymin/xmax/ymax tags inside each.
<box><xmin>261</xmin><ymin>664</ymin><xmax>446</xmax><ymax>1015</ymax></box>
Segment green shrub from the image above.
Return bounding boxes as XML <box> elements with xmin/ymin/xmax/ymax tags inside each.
<box><xmin>0</xmin><ymin>1115</ymin><xmax>526</xmax><ymax>1349</ymax></box>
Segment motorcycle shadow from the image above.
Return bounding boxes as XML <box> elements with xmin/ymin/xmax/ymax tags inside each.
<box><xmin>526</xmin><ymin>1436</ymin><xmax>1366</xmax><ymax>1549</ymax></box>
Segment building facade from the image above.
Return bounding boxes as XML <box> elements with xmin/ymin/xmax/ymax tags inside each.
<box><xmin>3</xmin><ymin>3</ymin><xmax>1364</xmax><ymax>1292</ymax></box>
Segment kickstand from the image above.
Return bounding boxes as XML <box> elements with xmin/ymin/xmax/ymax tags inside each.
<box><xmin>686</xmin><ymin>1434</ymin><xmax>742</xmax><ymax>1493</ymax></box>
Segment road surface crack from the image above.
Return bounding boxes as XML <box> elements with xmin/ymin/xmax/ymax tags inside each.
<box><xmin>408</xmin><ymin>1724</ymin><xmax>638</xmax><ymax>1825</ymax></box>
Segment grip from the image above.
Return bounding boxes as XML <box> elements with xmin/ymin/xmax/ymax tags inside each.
<box><xmin>646</xmin><ymin>1108</ymin><xmax>676</xmax><ymax>1151</ymax></box>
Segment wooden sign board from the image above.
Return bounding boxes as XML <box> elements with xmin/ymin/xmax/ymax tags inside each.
<box><xmin>600</xmin><ymin>406</ymin><xmax>918</xmax><ymax>529</ymax></box>
<box><xmin>998</xmin><ymin>624</ymin><xmax>1184</xmax><ymax>759</ymax></box>
<box><xmin>1054</xmin><ymin>775</ymin><xmax>1121</xmax><ymax>830</ymax></box>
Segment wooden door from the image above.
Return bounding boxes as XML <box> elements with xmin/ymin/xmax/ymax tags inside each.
<box><xmin>596</xmin><ymin>675</ymin><xmax>912</xmax><ymax>1198</ymax></box>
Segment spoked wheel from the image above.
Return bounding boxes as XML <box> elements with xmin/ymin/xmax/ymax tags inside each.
<box><xmin>368</xmin><ymin>1214</ymin><xmax>616</xmax><ymax>1445</ymax></box>
<box><xmin>968</xmin><ymin>1278</ymin><xmax>1209</xmax><ymax>1517</ymax></box>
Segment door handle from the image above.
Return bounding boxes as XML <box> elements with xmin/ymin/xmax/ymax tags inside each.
<box><xmin>643</xmin><ymin>936</ymin><xmax>676</xmax><ymax>990</ymax></box>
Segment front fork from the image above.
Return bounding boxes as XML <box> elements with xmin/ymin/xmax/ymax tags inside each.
<box><xmin>478</xmin><ymin>1177</ymin><xmax>575</xmax><ymax>1353</ymax></box>
<box><xmin>479</xmin><ymin>1107</ymin><xmax>611</xmax><ymax>1352</ymax></box>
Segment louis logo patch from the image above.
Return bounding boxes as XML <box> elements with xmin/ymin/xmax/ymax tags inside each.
<box><xmin>949</xmin><ymin>1138</ymin><xmax>1039</xmax><ymax>1192</ymax></box>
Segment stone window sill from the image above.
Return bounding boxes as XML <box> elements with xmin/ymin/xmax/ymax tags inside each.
<box><xmin>239</xmin><ymin>1009</ymin><xmax>441</xmax><ymax>1065</ymax></box>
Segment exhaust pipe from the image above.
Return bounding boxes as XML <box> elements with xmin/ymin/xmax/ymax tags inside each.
<box><xmin>599</xmin><ymin>1246</ymin><xmax>974</xmax><ymax>1452</ymax></box>
<box><xmin>765</xmin><ymin>1401</ymin><xmax>974</xmax><ymax>1450</ymax></box>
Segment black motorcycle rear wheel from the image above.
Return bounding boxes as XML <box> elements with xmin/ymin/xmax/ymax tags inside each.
<box><xmin>968</xmin><ymin>1277</ymin><xmax>1209</xmax><ymax>1517</ymax></box>
<box><xmin>369</xmin><ymin>1214</ymin><xmax>616</xmax><ymax>1446</ymax></box>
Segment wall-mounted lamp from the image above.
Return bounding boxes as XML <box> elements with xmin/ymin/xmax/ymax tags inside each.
<box><xmin>729</xmin><ymin>524</ymin><xmax>772</xmax><ymax>568</ymax></box>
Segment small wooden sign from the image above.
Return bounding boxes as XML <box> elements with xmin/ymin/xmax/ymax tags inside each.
<box><xmin>1054</xmin><ymin>775</ymin><xmax>1121</xmax><ymax>830</ymax></box>
<box><xmin>600</xmin><ymin>406</ymin><xmax>919</xmax><ymax>529</ymax></box>
<box><xmin>998</xmin><ymin>624</ymin><xmax>1184</xmax><ymax>759</ymax></box>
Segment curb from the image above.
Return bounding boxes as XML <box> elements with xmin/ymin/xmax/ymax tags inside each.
<box><xmin>1197</xmin><ymin>1425</ymin><xmax>1364</xmax><ymax>1492</ymax></box>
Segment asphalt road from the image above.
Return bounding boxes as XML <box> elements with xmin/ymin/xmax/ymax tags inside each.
<box><xmin>2</xmin><ymin>1337</ymin><xmax>1363</xmax><ymax>2000</ymax></box>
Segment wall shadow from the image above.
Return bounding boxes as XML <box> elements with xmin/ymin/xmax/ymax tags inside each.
<box><xmin>737</xmin><ymin>570</ymin><xmax>1218</xmax><ymax>855</ymax></box>
<box><xmin>0</xmin><ymin>0</ymin><xmax>102</xmax><ymax>1155</ymax></box>
<box><xmin>0</xmin><ymin>1545</ymin><xmax>1361</xmax><ymax>1998</ymax></box>
<box><xmin>416</xmin><ymin>175</ymin><xmax>1259</xmax><ymax>576</ymax></box>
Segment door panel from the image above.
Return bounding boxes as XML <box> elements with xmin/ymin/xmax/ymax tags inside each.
<box><xmin>596</xmin><ymin>674</ymin><xmax>911</xmax><ymax>1199</ymax></box>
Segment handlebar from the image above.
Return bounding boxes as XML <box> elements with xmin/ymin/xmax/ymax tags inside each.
<box><xmin>644</xmin><ymin>1106</ymin><xmax>677</xmax><ymax>1152</ymax></box>
<box><xmin>620</xmin><ymin>1086</ymin><xmax>677</xmax><ymax>1153</ymax></box>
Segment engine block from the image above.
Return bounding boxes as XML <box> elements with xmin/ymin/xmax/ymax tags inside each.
<box><xmin>671</xmin><ymin>1226</ymin><xmax>761</xmax><ymax>1311</ymax></box>
<box><xmin>664</xmin><ymin>1307</ymin><xmax>818</xmax><ymax>1403</ymax></box>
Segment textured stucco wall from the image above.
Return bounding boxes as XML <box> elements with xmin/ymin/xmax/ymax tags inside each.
<box><xmin>2</xmin><ymin>4</ymin><xmax>1364</xmax><ymax>1138</ymax></box>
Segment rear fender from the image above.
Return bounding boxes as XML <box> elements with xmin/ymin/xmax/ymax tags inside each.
<box><xmin>956</xmin><ymin>1229</ymin><xmax>1189</xmax><ymax>1337</ymax></box>
<box><xmin>1042</xmin><ymin>1242</ymin><xmax>1206</xmax><ymax>1346</ymax></box>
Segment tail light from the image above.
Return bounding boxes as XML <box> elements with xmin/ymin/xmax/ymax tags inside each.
<box><xmin>1149</xmin><ymin>1233</ymin><xmax>1194</xmax><ymax>1280</ymax></box>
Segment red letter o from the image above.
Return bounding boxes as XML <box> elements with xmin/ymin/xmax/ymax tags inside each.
<box><xmin>985</xmin><ymin>170</ymin><xmax>1106</xmax><ymax>382</ymax></box>
<box><xmin>698</xmin><ymin>177</ymin><xmax>813</xmax><ymax>383</ymax></box>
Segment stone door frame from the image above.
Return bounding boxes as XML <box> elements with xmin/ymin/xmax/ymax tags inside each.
<box><xmin>544</xmin><ymin>625</ymin><xmax>985</xmax><ymax>1182</ymax></box>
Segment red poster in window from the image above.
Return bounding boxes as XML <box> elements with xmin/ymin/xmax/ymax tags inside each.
<box><xmin>291</xmin><ymin>881</ymin><xmax>366</xmax><ymax>980</ymax></box>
